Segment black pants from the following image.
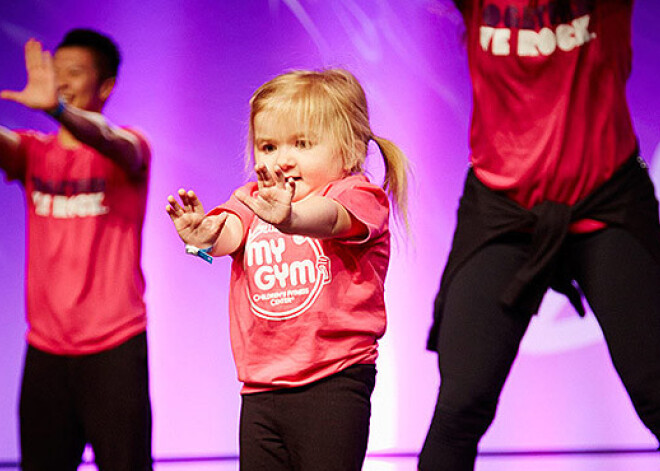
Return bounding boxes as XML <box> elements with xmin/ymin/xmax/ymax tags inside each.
<box><xmin>19</xmin><ymin>332</ymin><xmax>153</xmax><ymax>471</ymax></box>
<box><xmin>240</xmin><ymin>364</ymin><xmax>376</xmax><ymax>471</ymax></box>
<box><xmin>419</xmin><ymin>228</ymin><xmax>660</xmax><ymax>471</ymax></box>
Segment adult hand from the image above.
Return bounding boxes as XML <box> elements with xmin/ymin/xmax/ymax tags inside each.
<box><xmin>0</xmin><ymin>39</ymin><xmax>59</xmax><ymax>111</ymax></box>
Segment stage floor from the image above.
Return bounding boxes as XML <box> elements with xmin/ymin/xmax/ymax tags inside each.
<box><xmin>74</xmin><ymin>450</ymin><xmax>660</xmax><ymax>471</ymax></box>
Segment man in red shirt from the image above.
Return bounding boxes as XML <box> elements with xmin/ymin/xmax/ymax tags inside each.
<box><xmin>0</xmin><ymin>29</ymin><xmax>152</xmax><ymax>470</ymax></box>
<box><xmin>420</xmin><ymin>1</ymin><xmax>660</xmax><ymax>470</ymax></box>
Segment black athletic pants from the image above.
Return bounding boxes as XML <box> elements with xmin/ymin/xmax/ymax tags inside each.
<box><xmin>419</xmin><ymin>228</ymin><xmax>660</xmax><ymax>471</ymax></box>
<box><xmin>240</xmin><ymin>363</ymin><xmax>376</xmax><ymax>471</ymax></box>
<box><xmin>19</xmin><ymin>332</ymin><xmax>153</xmax><ymax>471</ymax></box>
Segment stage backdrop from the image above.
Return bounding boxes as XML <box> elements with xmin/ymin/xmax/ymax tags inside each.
<box><xmin>1</xmin><ymin>0</ymin><xmax>659</xmax><ymax>463</ymax></box>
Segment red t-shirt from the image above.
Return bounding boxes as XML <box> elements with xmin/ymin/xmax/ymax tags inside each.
<box><xmin>212</xmin><ymin>175</ymin><xmax>390</xmax><ymax>394</ymax></box>
<box><xmin>464</xmin><ymin>0</ymin><xmax>636</xmax><ymax>213</ymax></box>
<box><xmin>2</xmin><ymin>130</ymin><xmax>150</xmax><ymax>355</ymax></box>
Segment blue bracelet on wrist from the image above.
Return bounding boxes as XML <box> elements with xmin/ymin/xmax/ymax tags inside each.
<box><xmin>46</xmin><ymin>99</ymin><xmax>66</xmax><ymax>119</ymax></box>
<box><xmin>185</xmin><ymin>244</ymin><xmax>213</xmax><ymax>264</ymax></box>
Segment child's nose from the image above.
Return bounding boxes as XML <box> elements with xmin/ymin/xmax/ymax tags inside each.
<box><xmin>275</xmin><ymin>149</ymin><xmax>295</xmax><ymax>169</ymax></box>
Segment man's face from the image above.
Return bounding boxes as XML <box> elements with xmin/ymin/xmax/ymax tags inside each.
<box><xmin>53</xmin><ymin>46</ymin><xmax>108</xmax><ymax>112</ymax></box>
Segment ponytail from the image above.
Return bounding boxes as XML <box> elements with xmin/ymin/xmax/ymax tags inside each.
<box><xmin>372</xmin><ymin>136</ymin><xmax>410</xmax><ymax>230</ymax></box>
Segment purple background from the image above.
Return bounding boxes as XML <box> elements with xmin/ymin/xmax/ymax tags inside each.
<box><xmin>1</xmin><ymin>0</ymin><xmax>659</xmax><ymax>462</ymax></box>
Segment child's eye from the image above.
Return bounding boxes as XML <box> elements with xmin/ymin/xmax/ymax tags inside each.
<box><xmin>296</xmin><ymin>139</ymin><xmax>312</xmax><ymax>149</ymax></box>
<box><xmin>261</xmin><ymin>144</ymin><xmax>276</xmax><ymax>153</ymax></box>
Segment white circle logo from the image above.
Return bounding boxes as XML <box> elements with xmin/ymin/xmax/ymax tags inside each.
<box><xmin>245</xmin><ymin>224</ymin><xmax>331</xmax><ymax>321</ymax></box>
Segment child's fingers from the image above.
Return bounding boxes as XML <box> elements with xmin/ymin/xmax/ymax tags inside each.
<box><xmin>272</xmin><ymin>165</ymin><xmax>287</xmax><ymax>187</ymax></box>
<box><xmin>167</xmin><ymin>194</ymin><xmax>184</xmax><ymax>214</ymax></box>
<box><xmin>177</xmin><ymin>188</ymin><xmax>196</xmax><ymax>212</ymax></box>
<box><xmin>183</xmin><ymin>189</ymin><xmax>207</xmax><ymax>214</ymax></box>
<box><xmin>255</xmin><ymin>165</ymin><xmax>268</xmax><ymax>184</ymax></box>
<box><xmin>186</xmin><ymin>190</ymin><xmax>200</xmax><ymax>208</ymax></box>
<box><xmin>165</xmin><ymin>202</ymin><xmax>180</xmax><ymax>222</ymax></box>
<box><xmin>285</xmin><ymin>176</ymin><xmax>296</xmax><ymax>199</ymax></box>
<box><xmin>177</xmin><ymin>188</ymin><xmax>188</xmax><ymax>207</ymax></box>
<box><xmin>255</xmin><ymin>163</ymin><xmax>274</xmax><ymax>187</ymax></box>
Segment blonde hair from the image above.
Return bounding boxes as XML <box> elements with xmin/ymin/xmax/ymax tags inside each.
<box><xmin>247</xmin><ymin>68</ymin><xmax>409</xmax><ymax>226</ymax></box>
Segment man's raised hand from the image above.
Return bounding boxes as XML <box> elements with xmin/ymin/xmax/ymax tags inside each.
<box><xmin>1</xmin><ymin>39</ymin><xmax>59</xmax><ymax>111</ymax></box>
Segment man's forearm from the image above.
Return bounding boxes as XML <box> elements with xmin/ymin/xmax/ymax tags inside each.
<box><xmin>54</xmin><ymin>104</ymin><xmax>146</xmax><ymax>178</ymax></box>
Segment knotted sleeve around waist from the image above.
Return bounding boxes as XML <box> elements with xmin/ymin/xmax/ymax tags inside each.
<box><xmin>427</xmin><ymin>154</ymin><xmax>660</xmax><ymax>352</ymax></box>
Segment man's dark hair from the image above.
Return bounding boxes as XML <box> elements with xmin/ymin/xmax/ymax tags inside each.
<box><xmin>56</xmin><ymin>28</ymin><xmax>121</xmax><ymax>81</ymax></box>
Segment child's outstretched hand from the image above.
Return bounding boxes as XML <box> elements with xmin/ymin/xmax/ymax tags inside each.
<box><xmin>166</xmin><ymin>189</ymin><xmax>227</xmax><ymax>248</ymax></box>
<box><xmin>235</xmin><ymin>163</ymin><xmax>295</xmax><ymax>227</ymax></box>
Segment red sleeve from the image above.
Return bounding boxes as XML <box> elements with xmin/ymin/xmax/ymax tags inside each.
<box><xmin>207</xmin><ymin>182</ymin><xmax>257</xmax><ymax>243</ymax></box>
<box><xmin>1</xmin><ymin>130</ymin><xmax>39</xmax><ymax>184</ymax></box>
<box><xmin>323</xmin><ymin>176</ymin><xmax>390</xmax><ymax>245</ymax></box>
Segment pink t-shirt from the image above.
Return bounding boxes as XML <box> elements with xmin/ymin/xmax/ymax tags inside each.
<box><xmin>3</xmin><ymin>130</ymin><xmax>150</xmax><ymax>355</ymax></box>
<box><xmin>211</xmin><ymin>174</ymin><xmax>390</xmax><ymax>394</ymax></box>
<box><xmin>464</xmin><ymin>0</ymin><xmax>636</xmax><ymax>213</ymax></box>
